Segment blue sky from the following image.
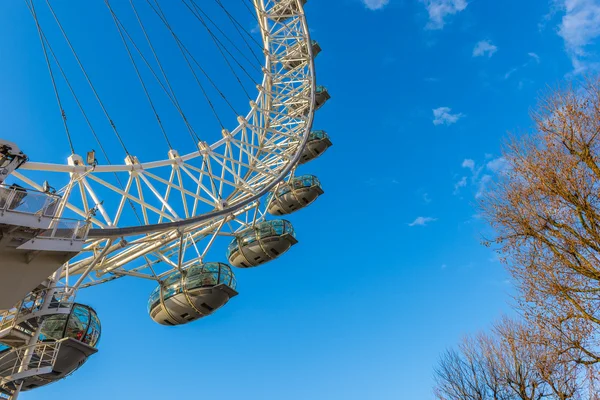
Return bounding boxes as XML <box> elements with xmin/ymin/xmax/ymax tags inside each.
<box><xmin>2</xmin><ymin>0</ymin><xmax>600</xmax><ymax>399</ymax></box>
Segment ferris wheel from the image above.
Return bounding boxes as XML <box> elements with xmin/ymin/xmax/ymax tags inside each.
<box><xmin>0</xmin><ymin>0</ymin><xmax>331</xmax><ymax>397</ymax></box>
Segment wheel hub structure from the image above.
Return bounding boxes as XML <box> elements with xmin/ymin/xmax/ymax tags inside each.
<box><xmin>0</xmin><ymin>0</ymin><xmax>332</xmax><ymax>398</ymax></box>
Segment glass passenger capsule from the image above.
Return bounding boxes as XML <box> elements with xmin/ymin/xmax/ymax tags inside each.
<box><xmin>289</xmin><ymin>85</ymin><xmax>331</xmax><ymax>117</ymax></box>
<box><xmin>148</xmin><ymin>261</ymin><xmax>238</xmax><ymax>326</ymax></box>
<box><xmin>227</xmin><ymin>220</ymin><xmax>298</xmax><ymax>268</ymax></box>
<box><xmin>267</xmin><ymin>175</ymin><xmax>324</xmax><ymax>216</ymax></box>
<box><xmin>281</xmin><ymin>40</ymin><xmax>321</xmax><ymax>70</ymax></box>
<box><xmin>7</xmin><ymin>303</ymin><xmax>102</xmax><ymax>391</ymax></box>
<box><xmin>271</xmin><ymin>0</ymin><xmax>307</xmax><ymax>22</ymax></box>
<box><xmin>299</xmin><ymin>131</ymin><xmax>332</xmax><ymax>164</ymax></box>
<box><xmin>40</xmin><ymin>303</ymin><xmax>101</xmax><ymax>348</ymax></box>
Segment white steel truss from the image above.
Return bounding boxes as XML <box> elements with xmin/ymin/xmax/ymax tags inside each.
<box><xmin>10</xmin><ymin>0</ymin><xmax>318</xmax><ymax>288</ymax></box>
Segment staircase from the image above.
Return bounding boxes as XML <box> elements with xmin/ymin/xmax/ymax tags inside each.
<box><xmin>0</xmin><ymin>288</ymin><xmax>77</xmax><ymax>396</ymax></box>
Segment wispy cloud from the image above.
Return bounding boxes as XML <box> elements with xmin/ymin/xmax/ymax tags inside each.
<box><xmin>362</xmin><ymin>0</ymin><xmax>390</xmax><ymax>10</ymax></box>
<box><xmin>486</xmin><ymin>157</ymin><xmax>509</xmax><ymax>173</ymax></box>
<box><xmin>453</xmin><ymin>176</ymin><xmax>467</xmax><ymax>194</ymax></box>
<box><xmin>528</xmin><ymin>52</ymin><xmax>541</xmax><ymax>63</ymax></box>
<box><xmin>456</xmin><ymin>156</ymin><xmax>509</xmax><ymax>198</ymax></box>
<box><xmin>504</xmin><ymin>67</ymin><xmax>519</xmax><ymax>80</ymax></box>
<box><xmin>473</xmin><ymin>40</ymin><xmax>498</xmax><ymax>58</ymax></box>
<box><xmin>408</xmin><ymin>216</ymin><xmax>438</xmax><ymax>227</ymax></box>
<box><xmin>433</xmin><ymin>107</ymin><xmax>464</xmax><ymax>126</ymax></box>
<box><xmin>504</xmin><ymin>52</ymin><xmax>542</xmax><ymax>80</ymax></box>
<box><xmin>461</xmin><ymin>159</ymin><xmax>475</xmax><ymax>171</ymax></box>
<box><xmin>555</xmin><ymin>0</ymin><xmax>600</xmax><ymax>73</ymax></box>
<box><xmin>421</xmin><ymin>0</ymin><xmax>468</xmax><ymax>30</ymax></box>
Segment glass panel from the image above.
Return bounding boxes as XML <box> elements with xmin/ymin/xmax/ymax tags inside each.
<box><xmin>162</xmin><ymin>272</ymin><xmax>182</xmax><ymax>301</ymax></box>
<box><xmin>148</xmin><ymin>286</ymin><xmax>160</xmax><ymax>312</ymax></box>
<box><xmin>84</xmin><ymin>313</ymin><xmax>101</xmax><ymax>348</ymax></box>
<box><xmin>65</xmin><ymin>305</ymin><xmax>90</xmax><ymax>342</ymax></box>
<box><xmin>40</xmin><ymin>314</ymin><xmax>69</xmax><ymax>341</ymax></box>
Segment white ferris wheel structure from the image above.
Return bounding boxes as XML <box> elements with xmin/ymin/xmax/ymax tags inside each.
<box><xmin>0</xmin><ymin>0</ymin><xmax>332</xmax><ymax>397</ymax></box>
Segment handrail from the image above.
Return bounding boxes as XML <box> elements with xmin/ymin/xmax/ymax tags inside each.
<box><xmin>0</xmin><ymin>342</ymin><xmax>60</xmax><ymax>383</ymax></box>
<box><xmin>0</xmin><ymin>184</ymin><xmax>90</xmax><ymax>241</ymax></box>
<box><xmin>0</xmin><ymin>288</ymin><xmax>74</xmax><ymax>333</ymax></box>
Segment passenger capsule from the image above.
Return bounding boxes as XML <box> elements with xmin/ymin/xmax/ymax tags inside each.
<box><xmin>282</xmin><ymin>40</ymin><xmax>321</xmax><ymax>70</ymax></box>
<box><xmin>148</xmin><ymin>261</ymin><xmax>238</xmax><ymax>326</ymax></box>
<box><xmin>271</xmin><ymin>0</ymin><xmax>307</xmax><ymax>22</ymax></box>
<box><xmin>267</xmin><ymin>175</ymin><xmax>323</xmax><ymax>215</ymax></box>
<box><xmin>7</xmin><ymin>303</ymin><xmax>102</xmax><ymax>391</ymax></box>
<box><xmin>299</xmin><ymin>131</ymin><xmax>332</xmax><ymax>164</ymax></box>
<box><xmin>227</xmin><ymin>220</ymin><xmax>297</xmax><ymax>268</ymax></box>
<box><xmin>289</xmin><ymin>85</ymin><xmax>330</xmax><ymax>117</ymax></box>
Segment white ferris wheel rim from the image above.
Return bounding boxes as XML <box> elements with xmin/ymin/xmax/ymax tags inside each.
<box><xmin>15</xmin><ymin>0</ymin><xmax>317</xmax><ymax>239</ymax></box>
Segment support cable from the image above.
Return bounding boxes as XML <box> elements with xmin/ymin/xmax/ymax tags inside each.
<box><xmin>104</xmin><ymin>0</ymin><xmax>173</xmax><ymax>149</ymax></box>
<box><xmin>212</xmin><ymin>0</ymin><xmax>263</xmax><ymax>65</ymax></box>
<box><xmin>189</xmin><ymin>1</ymin><xmax>262</xmax><ymax>67</ymax></box>
<box><xmin>108</xmin><ymin>13</ymin><xmax>200</xmax><ymax>145</ymax></box>
<box><xmin>45</xmin><ymin>0</ymin><xmax>131</xmax><ymax>155</ymax></box>
<box><xmin>27</xmin><ymin>11</ymin><xmax>145</xmax><ymax>226</ymax></box>
<box><xmin>184</xmin><ymin>0</ymin><xmax>254</xmax><ymax>100</ymax></box>
<box><xmin>129</xmin><ymin>0</ymin><xmax>200</xmax><ymax>145</ymax></box>
<box><xmin>214</xmin><ymin>0</ymin><xmax>263</xmax><ymax>50</ymax></box>
<box><xmin>146</xmin><ymin>0</ymin><xmax>240</xmax><ymax>124</ymax></box>
<box><xmin>26</xmin><ymin>0</ymin><xmax>75</xmax><ymax>154</ymax></box>
<box><xmin>240</xmin><ymin>0</ymin><xmax>260</xmax><ymax>24</ymax></box>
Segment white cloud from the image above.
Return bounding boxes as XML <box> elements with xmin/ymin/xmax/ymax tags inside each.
<box><xmin>423</xmin><ymin>192</ymin><xmax>432</xmax><ymax>203</ymax></box>
<box><xmin>486</xmin><ymin>157</ymin><xmax>509</xmax><ymax>174</ymax></box>
<box><xmin>555</xmin><ymin>0</ymin><xmax>600</xmax><ymax>73</ymax></box>
<box><xmin>362</xmin><ymin>0</ymin><xmax>390</xmax><ymax>10</ymax></box>
<box><xmin>528</xmin><ymin>52</ymin><xmax>541</xmax><ymax>63</ymax></box>
<box><xmin>421</xmin><ymin>0</ymin><xmax>468</xmax><ymax>30</ymax></box>
<box><xmin>408</xmin><ymin>216</ymin><xmax>438</xmax><ymax>227</ymax></box>
<box><xmin>504</xmin><ymin>67</ymin><xmax>519</xmax><ymax>80</ymax></box>
<box><xmin>453</xmin><ymin>176</ymin><xmax>467</xmax><ymax>194</ymax></box>
<box><xmin>461</xmin><ymin>159</ymin><xmax>475</xmax><ymax>171</ymax></box>
<box><xmin>473</xmin><ymin>40</ymin><xmax>498</xmax><ymax>58</ymax></box>
<box><xmin>433</xmin><ymin>107</ymin><xmax>464</xmax><ymax>126</ymax></box>
<box><xmin>455</xmin><ymin>156</ymin><xmax>509</xmax><ymax>198</ymax></box>
<box><xmin>476</xmin><ymin>174</ymin><xmax>493</xmax><ymax>198</ymax></box>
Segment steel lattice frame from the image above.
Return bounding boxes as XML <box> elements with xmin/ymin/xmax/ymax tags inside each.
<box><xmin>10</xmin><ymin>0</ymin><xmax>318</xmax><ymax>288</ymax></box>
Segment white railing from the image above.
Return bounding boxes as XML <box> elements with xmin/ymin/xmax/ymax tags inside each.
<box><xmin>0</xmin><ymin>184</ymin><xmax>90</xmax><ymax>241</ymax></box>
<box><xmin>0</xmin><ymin>288</ymin><xmax>74</xmax><ymax>333</ymax></box>
<box><xmin>37</xmin><ymin>219</ymin><xmax>90</xmax><ymax>241</ymax></box>
<box><xmin>0</xmin><ymin>185</ymin><xmax>59</xmax><ymax>218</ymax></box>
<box><xmin>0</xmin><ymin>342</ymin><xmax>60</xmax><ymax>384</ymax></box>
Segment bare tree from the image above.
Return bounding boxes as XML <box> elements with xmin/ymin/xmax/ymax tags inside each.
<box><xmin>481</xmin><ymin>77</ymin><xmax>600</xmax><ymax>365</ymax></box>
<box><xmin>434</xmin><ymin>318</ymin><xmax>585</xmax><ymax>400</ymax></box>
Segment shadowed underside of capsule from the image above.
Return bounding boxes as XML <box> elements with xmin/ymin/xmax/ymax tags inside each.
<box><xmin>227</xmin><ymin>220</ymin><xmax>297</xmax><ymax>268</ymax></box>
<box><xmin>148</xmin><ymin>262</ymin><xmax>238</xmax><ymax>326</ymax></box>
<box><xmin>300</xmin><ymin>130</ymin><xmax>332</xmax><ymax>164</ymax></box>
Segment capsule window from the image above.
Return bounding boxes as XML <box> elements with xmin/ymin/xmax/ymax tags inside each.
<box><xmin>201</xmin><ymin>303</ymin><xmax>214</xmax><ymax>311</ymax></box>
